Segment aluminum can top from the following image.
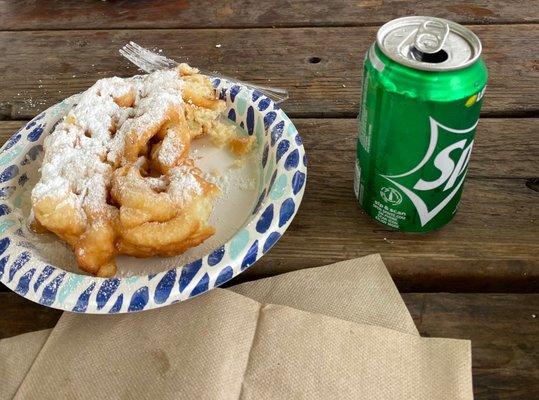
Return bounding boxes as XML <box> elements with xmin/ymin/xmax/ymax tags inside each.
<box><xmin>376</xmin><ymin>16</ymin><xmax>482</xmax><ymax>71</ymax></box>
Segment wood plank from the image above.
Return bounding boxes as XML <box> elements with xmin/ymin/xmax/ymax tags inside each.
<box><xmin>1</xmin><ymin>176</ymin><xmax>536</xmax><ymax>293</ymax></box>
<box><xmin>0</xmin><ymin>292</ymin><xmax>61</xmax><ymax>338</ymax></box>
<box><xmin>237</xmin><ymin>176</ymin><xmax>538</xmax><ymax>292</ymax></box>
<box><xmin>1</xmin><ymin>291</ymin><xmax>538</xmax><ymax>400</ymax></box>
<box><xmin>292</xmin><ymin>118</ymin><xmax>538</xmax><ymax>179</ymax></box>
<box><xmin>403</xmin><ymin>293</ymin><xmax>539</xmax><ymax>400</ymax></box>
<box><xmin>0</xmin><ymin>119</ymin><xmax>537</xmax><ymax>292</ymax></box>
<box><xmin>0</xmin><ymin>25</ymin><xmax>537</xmax><ymax>120</ymax></box>
<box><xmin>0</xmin><ymin>121</ymin><xmax>23</xmax><ymax>137</ymax></box>
<box><xmin>2</xmin><ymin>118</ymin><xmax>537</xmax><ymax>179</ymax></box>
<box><xmin>0</xmin><ymin>0</ymin><xmax>537</xmax><ymax>30</ymax></box>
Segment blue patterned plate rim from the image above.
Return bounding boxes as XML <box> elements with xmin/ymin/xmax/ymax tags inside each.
<box><xmin>0</xmin><ymin>79</ymin><xmax>307</xmax><ymax>313</ymax></box>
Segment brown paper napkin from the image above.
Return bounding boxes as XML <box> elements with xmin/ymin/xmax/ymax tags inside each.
<box><xmin>0</xmin><ymin>254</ymin><xmax>416</xmax><ymax>398</ymax></box>
<box><xmin>0</xmin><ymin>329</ymin><xmax>52</xmax><ymax>398</ymax></box>
<box><xmin>0</xmin><ymin>255</ymin><xmax>473</xmax><ymax>399</ymax></box>
<box><xmin>231</xmin><ymin>254</ymin><xmax>418</xmax><ymax>335</ymax></box>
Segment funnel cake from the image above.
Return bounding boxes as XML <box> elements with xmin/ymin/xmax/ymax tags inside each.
<box><xmin>31</xmin><ymin>64</ymin><xmax>254</xmax><ymax>277</ymax></box>
<box><xmin>111</xmin><ymin>159</ymin><xmax>218</xmax><ymax>258</ymax></box>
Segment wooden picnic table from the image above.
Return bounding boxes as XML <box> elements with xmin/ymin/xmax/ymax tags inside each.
<box><xmin>0</xmin><ymin>1</ymin><xmax>537</xmax><ymax>398</ymax></box>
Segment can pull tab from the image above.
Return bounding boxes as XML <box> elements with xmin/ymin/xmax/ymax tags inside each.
<box><xmin>414</xmin><ymin>20</ymin><xmax>449</xmax><ymax>54</ymax></box>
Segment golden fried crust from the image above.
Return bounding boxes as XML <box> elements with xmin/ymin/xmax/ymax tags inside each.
<box><xmin>177</xmin><ymin>63</ymin><xmax>200</xmax><ymax>76</ymax></box>
<box><xmin>122</xmin><ymin>106</ymin><xmax>181</xmax><ymax>164</ymax></box>
<box><xmin>112</xmin><ymin>160</ymin><xmax>218</xmax><ymax>259</ymax></box>
<box><xmin>111</xmin><ymin>165</ymin><xmax>177</xmax><ymax>227</ymax></box>
<box><xmin>118</xmin><ymin>224</ymin><xmax>209</xmax><ymax>257</ymax></box>
<box><xmin>117</xmin><ymin>200</ymin><xmax>216</xmax><ymax>258</ymax></box>
<box><xmin>113</xmin><ymin>89</ymin><xmax>136</xmax><ymax>108</ymax></box>
<box><xmin>33</xmin><ymin>197</ymin><xmax>87</xmax><ymax>246</ymax></box>
<box><xmin>30</xmin><ymin>214</ymin><xmax>52</xmax><ymax>234</ymax></box>
<box><xmin>31</xmin><ymin>64</ymin><xmax>253</xmax><ymax>276</ymax></box>
<box><xmin>75</xmin><ymin>217</ymin><xmax>117</xmax><ymax>277</ymax></box>
<box><xmin>182</xmin><ymin>74</ymin><xmax>222</xmax><ymax>110</ymax></box>
<box><xmin>149</xmin><ymin>121</ymin><xmax>191</xmax><ymax>174</ymax></box>
<box><xmin>33</xmin><ymin>198</ymin><xmax>119</xmax><ymax>277</ymax></box>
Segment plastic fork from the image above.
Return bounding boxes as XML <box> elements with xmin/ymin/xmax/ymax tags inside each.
<box><xmin>119</xmin><ymin>41</ymin><xmax>289</xmax><ymax>104</ymax></box>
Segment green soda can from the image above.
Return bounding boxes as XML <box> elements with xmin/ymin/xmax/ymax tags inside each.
<box><xmin>355</xmin><ymin>16</ymin><xmax>488</xmax><ymax>232</ymax></box>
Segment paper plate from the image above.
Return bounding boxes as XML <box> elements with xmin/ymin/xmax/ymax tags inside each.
<box><xmin>0</xmin><ymin>79</ymin><xmax>306</xmax><ymax>313</ymax></box>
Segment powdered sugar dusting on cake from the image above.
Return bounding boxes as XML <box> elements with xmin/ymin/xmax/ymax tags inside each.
<box><xmin>29</xmin><ymin>67</ymin><xmax>261</xmax><ymax>278</ymax></box>
<box><xmin>32</xmin><ymin>69</ymin><xmax>185</xmax><ymax>220</ymax></box>
<box><xmin>107</xmin><ymin>70</ymin><xmax>184</xmax><ymax>164</ymax></box>
<box><xmin>167</xmin><ymin>164</ymin><xmax>203</xmax><ymax>205</ymax></box>
<box><xmin>158</xmin><ymin>133</ymin><xmax>185</xmax><ymax>167</ymax></box>
<box><xmin>145</xmin><ymin>176</ymin><xmax>167</xmax><ymax>192</ymax></box>
<box><xmin>73</xmin><ymin>77</ymin><xmax>133</xmax><ymax>146</ymax></box>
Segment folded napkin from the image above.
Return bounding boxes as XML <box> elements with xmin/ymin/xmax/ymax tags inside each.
<box><xmin>0</xmin><ymin>254</ymin><xmax>473</xmax><ymax>399</ymax></box>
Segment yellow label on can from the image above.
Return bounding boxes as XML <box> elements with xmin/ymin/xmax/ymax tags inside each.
<box><xmin>465</xmin><ymin>94</ymin><xmax>477</xmax><ymax>107</ymax></box>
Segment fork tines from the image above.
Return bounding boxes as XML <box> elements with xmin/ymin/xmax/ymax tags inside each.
<box><xmin>119</xmin><ymin>41</ymin><xmax>177</xmax><ymax>73</ymax></box>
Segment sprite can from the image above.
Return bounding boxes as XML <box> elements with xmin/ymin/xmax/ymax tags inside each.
<box><xmin>355</xmin><ymin>16</ymin><xmax>488</xmax><ymax>232</ymax></box>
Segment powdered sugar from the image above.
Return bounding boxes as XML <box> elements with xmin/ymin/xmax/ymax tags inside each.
<box><xmin>19</xmin><ymin>176</ymin><xmax>79</xmax><ymax>272</ymax></box>
<box><xmin>31</xmin><ymin>116</ymin><xmax>111</xmax><ymax>222</ymax></box>
<box><xmin>158</xmin><ymin>133</ymin><xmax>185</xmax><ymax>167</ymax></box>
<box><xmin>73</xmin><ymin>77</ymin><xmax>133</xmax><ymax>146</ymax></box>
<box><xmin>27</xmin><ymin>70</ymin><xmax>261</xmax><ymax>277</ymax></box>
<box><xmin>107</xmin><ymin>70</ymin><xmax>184</xmax><ymax>165</ymax></box>
<box><xmin>145</xmin><ymin>176</ymin><xmax>167</xmax><ymax>192</ymax></box>
<box><xmin>167</xmin><ymin>164</ymin><xmax>203</xmax><ymax>205</ymax></box>
<box><xmin>21</xmin><ymin>128</ymin><xmax>261</xmax><ymax>277</ymax></box>
<box><xmin>32</xmin><ymin>69</ymin><xmax>185</xmax><ymax>220</ymax></box>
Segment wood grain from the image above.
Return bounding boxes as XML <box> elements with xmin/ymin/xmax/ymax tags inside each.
<box><xmin>2</xmin><ymin>118</ymin><xmax>537</xmax><ymax>179</ymax></box>
<box><xmin>1</xmin><ymin>291</ymin><xmax>537</xmax><ymax>400</ymax></box>
<box><xmin>1</xmin><ymin>0</ymin><xmax>537</xmax><ymax>30</ymax></box>
<box><xmin>0</xmin><ymin>25</ymin><xmax>537</xmax><ymax>120</ymax></box>
<box><xmin>290</xmin><ymin>118</ymin><xmax>539</xmax><ymax>179</ymax></box>
<box><xmin>1</xmin><ymin>2</ymin><xmax>537</xmax><ymax>399</ymax></box>
<box><xmin>236</xmin><ymin>177</ymin><xmax>538</xmax><ymax>292</ymax></box>
<box><xmin>0</xmin><ymin>119</ymin><xmax>537</xmax><ymax>292</ymax></box>
<box><xmin>403</xmin><ymin>293</ymin><xmax>539</xmax><ymax>400</ymax></box>
<box><xmin>0</xmin><ymin>292</ymin><xmax>61</xmax><ymax>338</ymax></box>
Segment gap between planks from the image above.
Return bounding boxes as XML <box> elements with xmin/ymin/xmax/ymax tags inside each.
<box><xmin>1</xmin><ymin>20</ymin><xmax>538</xmax><ymax>32</ymax></box>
